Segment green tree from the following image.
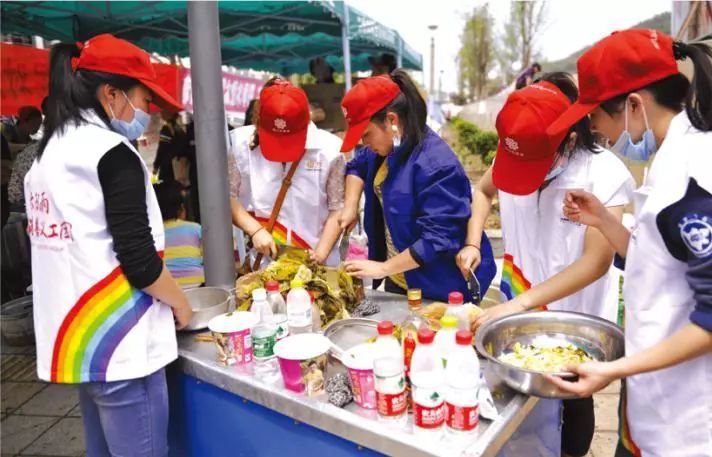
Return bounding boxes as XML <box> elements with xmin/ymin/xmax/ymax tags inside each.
<box><xmin>458</xmin><ymin>5</ymin><xmax>495</xmax><ymax>101</ymax></box>
<box><xmin>498</xmin><ymin>1</ymin><xmax>547</xmax><ymax>85</ymax></box>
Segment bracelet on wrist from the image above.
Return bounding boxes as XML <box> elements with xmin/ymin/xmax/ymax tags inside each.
<box><xmin>249</xmin><ymin>227</ymin><xmax>265</xmax><ymax>239</ymax></box>
<box><xmin>464</xmin><ymin>243</ymin><xmax>481</xmax><ymax>251</ymax></box>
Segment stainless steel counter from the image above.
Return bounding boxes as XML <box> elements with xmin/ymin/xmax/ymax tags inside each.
<box><xmin>175</xmin><ymin>291</ymin><xmax>547</xmax><ymax>457</ymax></box>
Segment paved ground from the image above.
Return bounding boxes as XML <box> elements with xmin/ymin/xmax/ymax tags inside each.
<box><xmin>1</xmin><ymin>335</ymin><xmax>620</xmax><ymax>457</ymax></box>
<box><xmin>1</xmin><ymin>342</ymin><xmax>84</xmax><ymax>457</ymax></box>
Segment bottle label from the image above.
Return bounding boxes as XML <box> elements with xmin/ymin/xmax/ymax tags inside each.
<box><xmin>446</xmin><ymin>402</ymin><xmax>479</xmax><ymax>431</ymax></box>
<box><xmin>403</xmin><ymin>336</ymin><xmax>416</xmax><ymax>375</ymax></box>
<box><xmin>413</xmin><ymin>402</ymin><xmax>445</xmax><ymax>429</ymax></box>
<box><xmin>272</xmin><ymin>315</ymin><xmax>289</xmax><ymax>340</ymax></box>
<box><xmin>377</xmin><ymin>391</ymin><xmax>407</xmax><ymax>417</ymax></box>
<box><xmin>252</xmin><ymin>332</ymin><xmax>276</xmax><ymax>359</ymax></box>
<box><xmin>288</xmin><ymin>308</ymin><xmax>312</xmax><ymax>327</ymax></box>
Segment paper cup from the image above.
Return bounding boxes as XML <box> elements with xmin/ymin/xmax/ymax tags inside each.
<box><xmin>208</xmin><ymin>312</ymin><xmax>258</xmax><ymax>367</ymax></box>
<box><xmin>343</xmin><ymin>343</ymin><xmax>379</xmax><ymax>409</ymax></box>
<box><xmin>274</xmin><ymin>334</ymin><xmax>330</xmax><ymax>395</ymax></box>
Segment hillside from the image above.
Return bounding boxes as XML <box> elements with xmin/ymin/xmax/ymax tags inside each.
<box><xmin>545</xmin><ymin>12</ymin><xmax>671</xmax><ymax>73</ymax></box>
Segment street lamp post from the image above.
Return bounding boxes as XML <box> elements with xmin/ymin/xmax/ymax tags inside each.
<box><xmin>428</xmin><ymin>24</ymin><xmax>438</xmax><ymax>97</ymax></box>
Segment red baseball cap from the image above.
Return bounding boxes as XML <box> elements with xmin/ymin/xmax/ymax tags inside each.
<box><xmin>493</xmin><ymin>81</ymin><xmax>572</xmax><ymax>195</ymax></box>
<box><xmin>340</xmin><ymin>75</ymin><xmax>401</xmax><ymax>152</ymax></box>
<box><xmin>547</xmin><ymin>29</ymin><xmax>678</xmax><ymax>139</ymax></box>
<box><xmin>73</xmin><ymin>34</ymin><xmax>183</xmax><ymax>112</ymax></box>
<box><xmin>258</xmin><ymin>81</ymin><xmax>310</xmax><ymax>162</ymax></box>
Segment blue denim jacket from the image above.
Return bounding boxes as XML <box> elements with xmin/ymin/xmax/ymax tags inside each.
<box><xmin>346</xmin><ymin>128</ymin><xmax>496</xmax><ymax>302</ymax></box>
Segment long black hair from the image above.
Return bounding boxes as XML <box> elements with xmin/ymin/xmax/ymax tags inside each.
<box><xmin>536</xmin><ymin>71</ymin><xmax>598</xmax><ymax>156</ymax></box>
<box><xmin>600</xmin><ymin>41</ymin><xmax>712</xmax><ymax>132</ymax></box>
<box><xmin>370</xmin><ymin>69</ymin><xmax>428</xmax><ymax>149</ymax></box>
<box><xmin>39</xmin><ymin>43</ymin><xmax>141</xmax><ymax>158</ymax></box>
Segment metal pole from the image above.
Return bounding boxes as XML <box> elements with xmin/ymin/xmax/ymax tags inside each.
<box><xmin>429</xmin><ymin>36</ymin><xmax>435</xmax><ymax>94</ymax></box>
<box><xmin>187</xmin><ymin>1</ymin><xmax>234</xmax><ymax>288</ymax></box>
<box><xmin>396</xmin><ymin>35</ymin><xmax>403</xmax><ymax>69</ymax></box>
<box><xmin>341</xmin><ymin>1</ymin><xmax>352</xmax><ymax>90</ymax></box>
<box><xmin>428</xmin><ymin>25</ymin><xmax>438</xmax><ymax>96</ymax></box>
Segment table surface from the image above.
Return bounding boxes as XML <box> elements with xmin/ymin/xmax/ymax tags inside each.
<box><xmin>176</xmin><ymin>290</ymin><xmax>539</xmax><ymax>457</ymax></box>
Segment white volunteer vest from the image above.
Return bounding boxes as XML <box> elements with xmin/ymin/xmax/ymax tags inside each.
<box><xmin>498</xmin><ymin>148</ymin><xmax>633</xmax><ymax>321</ymax></box>
<box><xmin>230</xmin><ymin>123</ymin><xmax>343</xmax><ymax>266</ymax></box>
<box><xmin>622</xmin><ymin>112</ymin><xmax>712</xmax><ymax>456</ymax></box>
<box><xmin>24</xmin><ymin>112</ymin><xmax>177</xmax><ymax>384</ymax></box>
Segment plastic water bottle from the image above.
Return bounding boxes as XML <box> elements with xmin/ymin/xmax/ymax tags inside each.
<box><xmin>410</xmin><ymin>328</ymin><xmax>446</xmax><ymax>438</ymax></box>
<box><xmin>445</xmin><ymin>330</ymin><xmax>480</xmax><ymax>437</ymax></box>
<box><xmin>265</xmin><ymin>280</ymin><xmax>288</xmax><ymax>340</ymax></box>
<box><xmin>287</xmin><ymin>279</ymin><xmax>312</xmax><ymax>334</ymax></box>
<box><xmin>250</xmin><ymin>288</ymin><xmax>278</xmax><ymax>378</ymax></box>
<box><xmin>434</xmin><ymin>316</ymin><xmax>458</xmax><ymax>368</ymax></box>
<box><xmin>373</xmin><ymin>321</ymin><xmax>401</xmax><ymax>358</ymax></box>
<box><xmin>444</xmin><ymin>291</ymin><xmax>467</xmax><ymax>330</ymax></box>
<box><xmin>373</xmin><ymin>321</ymin><xmax>407</xmax><ymax>426</ymax></box>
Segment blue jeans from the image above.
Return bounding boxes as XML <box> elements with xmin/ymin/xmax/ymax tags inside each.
<box><xmin>78</xmin><ymin>368</ymin><xmax>169</xmax><ymax>457</ymax></box>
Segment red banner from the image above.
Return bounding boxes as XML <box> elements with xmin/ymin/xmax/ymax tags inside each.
<box><xmin>179</xmin><ymin>68</ymin><xmax>263</xmax><ymax>114</ymax></box>
<box><xmin>1</xmin><ymin>43</ymin><xmax>49</xmax><ymax>116</ymax></box>
<box><xmin>1</xmin><ymin>43</ymin><xmax>263</xmax><ymax>116</ymax></box>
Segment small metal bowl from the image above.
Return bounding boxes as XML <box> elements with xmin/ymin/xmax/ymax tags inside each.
<box><xmin>182</xmin><ymin>287</ymin><xmax>232</xmax><ymax>331</ymax></box>
<box><xmin>475</xmin><ymin>311</ymin><xmax>625</xmax><ymax>399</ymax></box>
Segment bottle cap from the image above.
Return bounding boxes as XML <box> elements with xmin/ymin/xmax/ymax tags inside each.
<box><xmin>290</xmin><ymin>279</ymin><xmax>304</xmax><ymax>288</ymax></box>
<box><xmin>265</xmin><ymin>280</ymin><xmax>280</xmax><ymax>292</ymax></box>
<box><xmin>377</xmin><ymin>320</ymin><xmax>394</xmax><ymax>335</ymax></box>
<box><xmin>251</xmin><ymin>288</ymin><xmax>267</xmax><ymax>301</ymax></box>
<box><xmin>440</xmin><ymin>316</ymin><xmax>458</xmax><ymax>329</ymax></box>
<box><xmin>456</xmin><ymin>330</ymin><xmax>473</xmax><ymax>345</ymax></box>
<box><xmin>417</xmin><ymin>328</ymin><xmax>435</xmax><ymax>344</ymax></box>
<box><xmin>448</xmin><ymin>291</ymin><xmax>464</xmax><ymax>305</ymax></box>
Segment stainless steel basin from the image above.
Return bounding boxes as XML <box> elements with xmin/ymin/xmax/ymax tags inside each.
<box><xmin>475</xmin><ymin>311</ymin><xmax>625</xmax><ymax>399</ymax></box>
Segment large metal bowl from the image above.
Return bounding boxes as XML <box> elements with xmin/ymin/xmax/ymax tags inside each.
<box><xmin>475</xmin><ymin>311</ymin><xmax>625</xmax><ymax>399</ymax></box>
<box><xmin>182</xmin><ymin>287</ymin><xmax>232</xmax><ymax>331</ymax></box>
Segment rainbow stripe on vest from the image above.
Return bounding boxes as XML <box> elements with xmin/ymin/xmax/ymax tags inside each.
<box><xmin>50</xmin><ymin>259</ymin><xmax>161</xmax><ymax>383</ymax></box>
<box><xmin>500</xmin><ymin>253</ymin><xmax>547</xmax><ymax>310</ymax></box>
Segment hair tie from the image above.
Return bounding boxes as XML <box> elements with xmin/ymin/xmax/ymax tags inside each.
<box><xmin>672</xmin><ymin>41</ymin><xmax>686</xmax><ymax>61</ymax></box>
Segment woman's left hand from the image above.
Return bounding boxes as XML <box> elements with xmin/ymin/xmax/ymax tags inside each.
<box><xmin>546</xmin><ymin>361</ymin><xmax>619</xmax><ymax>397</ymax></box>
<box><xmin>472</xmin><ymin>299</ymin><xmax>526</xmax><ymax>332</ymax></box>
<box><xmin>343</xmin><ymin>260</ymin><xmax>387</xmax><ymax>279</ymax></box>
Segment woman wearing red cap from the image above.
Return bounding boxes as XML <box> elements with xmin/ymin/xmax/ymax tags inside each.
<box><xmin>463</xmin><ymin>73</ymin><xmax>634</xmax><ymax>457</ymax></box>
<box><xmin>228</xmin><ymin>78</ymin><xmax>345</xmax><ymax>267</ymax></box>
<box><xmin>24</xmin><ymin>35</ymin><xmax>192</xmax><ymax>456</ymax></box>
<box><xmin>339</xmin><ymin>70</ymin><xmax>496</xmax><ymax>302</ymax></box>
<box><xmin>541</xmin><ymin>30</ymin><xmax>712</xmax><ymax>456</ymax></box>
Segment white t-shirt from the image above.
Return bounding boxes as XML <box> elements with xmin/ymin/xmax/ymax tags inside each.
<box><xmin>537</xmin><ymin>147</ymin><xmax>635</xmax><ymax>320</ymax></box>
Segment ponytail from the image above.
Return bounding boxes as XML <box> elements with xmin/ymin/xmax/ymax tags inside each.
<box><xmin>371</xmin><ymin>69</ymin><xmax>428</xmax><ymax>148</ymax></box>
<box><xmin>39</xmin><ymin>42</ymin><xmax>140</xmax><ymax>158</ymax></box>
<box><xmin>601</xmin><ymin>41</ymin><xmax>712</xmax><ymax>133</ymax></box>
<box><xmin>673</xmin><ymin>41</ymin><xmax>712</xmax><ymax>132</ymax></box>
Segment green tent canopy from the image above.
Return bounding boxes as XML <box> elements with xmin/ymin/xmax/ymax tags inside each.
<box><xmin>1</xmin><ymin>1</ymin><xmax>422</xmax><ymax>72</ymax></box>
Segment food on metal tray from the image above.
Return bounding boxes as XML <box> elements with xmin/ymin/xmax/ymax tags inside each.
<box><xmin>498</xmin><ymin>342</ymin><xmax>593</xmax><ymax>373</ymax></box>
<box><xmin>235</xmin><ymin>249</ymin><xmax>363</xmax><ymax>329</ymax></box>
<box><xmin>417</xmin><ymin>302</ymin><xmax>484</xmax><ymax>329</ymax></box>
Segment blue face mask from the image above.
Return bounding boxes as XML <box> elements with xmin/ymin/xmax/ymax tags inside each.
<box><xmin>610</xmin><ymin>101</ymin><xmax>657</xmax><ymax>161</ymax></box>
<box><xmin>544</xmin><ymin>154</ymin><xmax>568</xmax><ymax>181</ymax></box>
<box><xmin>109</xmin><ymin>92</ymin><xmax>151</xmax><ymax>141</ymax></box>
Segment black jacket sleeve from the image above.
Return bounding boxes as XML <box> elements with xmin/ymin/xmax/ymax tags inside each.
<box><xmin>98</xmin><ymin>143</ymin><xmax>163</xmax><ymax>289</ymax></box>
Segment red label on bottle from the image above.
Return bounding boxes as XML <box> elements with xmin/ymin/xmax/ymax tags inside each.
<box><xmin>403</xmin><ymin>336</ymin><xmax>416</xmax><ymax>374</ymax></box>
<box><xmin>413</xmin><ymin>402</ymin><xmax>445</xmax><ymax>429</ymax></box>
<box><xmin>377</xmin><ymin>391</ymin><xmax>407</xmax><ymax>417</ymax></box>
<box><xmin>445</xmin><ymin>402</ymin><xmax>479</xmax><ymax>431</ymax></box>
